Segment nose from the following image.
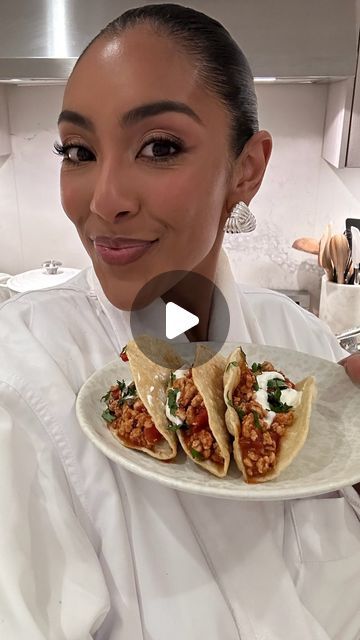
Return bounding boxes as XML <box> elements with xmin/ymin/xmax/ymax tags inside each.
<box><xmin>90</xmin><ymin>156</ymin><xmax>139</xmax><ymax>223</ymax></box>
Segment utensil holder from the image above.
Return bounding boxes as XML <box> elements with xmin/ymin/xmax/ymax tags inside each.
<box><xmin>319</xmin><ymin>274</ymin><xmax>360</xmax><ymax>334</ymax></box>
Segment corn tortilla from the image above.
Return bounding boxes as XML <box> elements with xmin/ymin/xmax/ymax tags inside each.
<box><xmin>175</xmin><ymin>344</ymin><xmax>231</xmax><ymax>477</ymax></box>
<box><xmin>109</xmin><ymin>336</ymin><xmax>182</xmax><ymax>460</ymax></box>
<box><xmin>224</xmin><ymin>347</ymin><xmax>316</xmax><ymax>482</ymax></box>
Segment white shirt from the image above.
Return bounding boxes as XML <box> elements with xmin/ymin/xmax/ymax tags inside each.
<box><xmin>0</xmin><ymin>252</ymin><xmax>359</xmax><ymax>640</ymax></box>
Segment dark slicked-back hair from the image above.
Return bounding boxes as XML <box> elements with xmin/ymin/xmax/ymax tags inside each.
<box><xmin>77</xmin><ymin>3</ymin><xmax>259</xmax><ymax>157</ymax></box>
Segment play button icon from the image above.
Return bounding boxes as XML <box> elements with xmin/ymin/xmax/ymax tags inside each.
<box><xmin>129</xmin><ymin>270</ymin><xmax>230</xmax><ymax>366</ymax></box>
<box><xmin>165</xmin><ymin>302</ymin><xmax>199</xmax><ymax>339</ymax></box>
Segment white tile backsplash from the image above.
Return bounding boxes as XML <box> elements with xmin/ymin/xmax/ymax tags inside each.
<box><xmin>1</xmin><ymin>83</ymin><xmax>360</xmax><ymax>311</ymax></box>
<box><xmin>224</xmin><ymin>83</ymin><xmax>360</xmax><ymax>311</ymax></box>
<box><xmin>0</xmin><ymin>154</ymin><xmax>23</xmax><ymax>273</ymax></box>
<box><xmin>1</xmin><ymin>85</ymin><xmax>90</xmax><ymax>274</ymax></box>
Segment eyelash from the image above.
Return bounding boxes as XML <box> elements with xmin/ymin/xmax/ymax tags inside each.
<box><xmin>53</xmin><ymin>135</ymin><xmax>184</xmax><ymax>166</ymax></box>
<box><xmin>53</xmin><ymin>140</ymin><xmax>94</xmax><ymax>165</ymax></box>
<box><xmin>140</xmin><ymin>134</ymin><xmax>184</xmax><ymax>163</ymax></box>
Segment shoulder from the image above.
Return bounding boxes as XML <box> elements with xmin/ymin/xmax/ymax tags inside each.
<box><xmin>237</xmin><ymin>283</ymin><xmax>346</xmax><ymax>361</ymax></box>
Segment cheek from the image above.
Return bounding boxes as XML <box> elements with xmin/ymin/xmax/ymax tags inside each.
<box><xmin>146</xmin><ymin>165</ymin><xmax>227</xmax><ymax>232</ymax></box>
<box><xmin>60</xmin><ymin>170</ymin><xmax>91</xmax><ymax>226</ymax></box>
<box><xmin>146</xmin><ymin>166</ymin><xmax>227</xmax><ymax>271</ymax></box>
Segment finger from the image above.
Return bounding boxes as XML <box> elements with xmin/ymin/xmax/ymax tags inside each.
<box><xmin>339</xmin><ymin>353</ymin><xmax>360</xmax><ymax>384</ymax></box>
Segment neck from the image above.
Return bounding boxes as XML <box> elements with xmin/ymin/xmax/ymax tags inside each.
<box><xmin>162</xmin><ymin>237</ymin><xmax>223</xmax><ymax>342</ymax></box>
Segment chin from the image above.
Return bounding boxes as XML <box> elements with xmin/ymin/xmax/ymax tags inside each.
<box><xmin>98</xmin><ymin>275</ymin><xmax>138</xmax><ymax>311</ymax></box>
<box><xmin>91</xmin><ymin>250</ymin><xmax>187</xmax><ymax>310</ymax></box>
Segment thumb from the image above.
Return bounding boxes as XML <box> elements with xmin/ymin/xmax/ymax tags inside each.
<box><xmin>339</xmin><ymin>353</ymin><xmax>360</xmax><ymax>384</ymax></box>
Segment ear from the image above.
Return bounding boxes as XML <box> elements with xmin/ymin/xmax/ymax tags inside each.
<box><xmin>226</xmin><ymin>131</ymin><xmax>272</xmax><ymax>211</ymax></box>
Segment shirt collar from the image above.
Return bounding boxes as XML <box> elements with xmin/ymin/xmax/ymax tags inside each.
<box><xmin>89</xmin><ymin>248</ymin><xmax>264</xmax><ymax>351</ymax></box>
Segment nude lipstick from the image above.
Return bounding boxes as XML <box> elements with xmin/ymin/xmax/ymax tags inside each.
<box><xmin>93</xmin><ymin>236</ymin><xmax>157</xmax><ymax>266</ymax></box>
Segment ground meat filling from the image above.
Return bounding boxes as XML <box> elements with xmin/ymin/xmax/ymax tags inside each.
<box><xmin>173</xmin><ymin>370</ymin><xmax>224</xmax><ymax>465</ymax></box>
<box><xmin>103</xmin><ymin>382</ymin><xmax>163</xmax><ymax>450</ymax></box>
<box><xmin>232</xmin><ymin>361</ymin><xmax>296</xmax><ymax>479</ymax></box>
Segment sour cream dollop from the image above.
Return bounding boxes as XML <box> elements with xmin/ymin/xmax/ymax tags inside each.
<box><xmin>173</xmin><ymin>368</ymin><xmax>189</xmax><ymax>380</ymax></box>
<box><xmin>166</xmin><ymin>367</ymin><xmax>190</xmax><ymax>426</ymax></box>
<box><xmin>165</xmin><ymin>389</ymin><xmax>182</xmax><ymax>425</ymax></box>
<box><xmin>253</xmin><ymin>370</ymin><xmax>302</xmax><ymax>426</ymax></box>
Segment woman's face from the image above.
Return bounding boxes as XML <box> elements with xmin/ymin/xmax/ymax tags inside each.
<box><xmin>59</xmin><ymin>25</ymin><xmax>235</xmax><ymax>309</ymax></box>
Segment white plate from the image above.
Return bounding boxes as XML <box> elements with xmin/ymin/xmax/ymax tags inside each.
<box><xmin>76</xmin><ymin>342</ymin><xmax>360</xmax><ymax>501</ymax></box>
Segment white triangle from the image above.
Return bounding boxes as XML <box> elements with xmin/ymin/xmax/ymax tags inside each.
<box><xmin>165</xmin><ymin>302</ymin><xmax>199</xmax><ymax>339</ymax></box>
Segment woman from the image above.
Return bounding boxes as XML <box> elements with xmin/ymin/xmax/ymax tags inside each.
<box><xmin>0</xmin><ymin>4</ymin><xmax>359</xmax><ymax>639</ymax></box>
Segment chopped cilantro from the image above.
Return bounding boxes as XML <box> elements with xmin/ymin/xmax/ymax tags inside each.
<box><xmin>251</xmin><ymin>362</ymin><xmax>262</xmax><ymax>373</ymax></box>
<box><xmin>167</xmin><ymin>421</ymin><xmax>187</xmax><ymax>432</ymax></box>
<box><xmin>274</xmin><ymin>387</ymin><xmax>281</xmax><ymax>402</ymax></box>
<box><xmin>102</xmin><ymin>409</ymin><xmax>115</xmax><ymax>423</ymax></box>
<box><xmin>226</xmin><ymin>390</ymin><xmax>233</xmax><ymax>407</ymax></box>
<box><xmin>236</xmin><ymin>407</ymin><xmax>245</xmax><ymax>420</ymax></box>
<box><xmin>191</xmin><ymin>448</ymin><xmax>204</xmax><ymax>461</ymax></box>
<box><xmin>267</xmin><ymin>378</ymin><xmax>287</xmax><ymax>391</ymax></box>
<box><xmin>170</xmin><ymin>371</ymin><xmax>175</xmax><ymax>385</ymax></box>
<box><xmin>101</xmin><ymin>379</ymin><xmax>137</xmax><ymax>411</ymax></box>
<box><xmin>101</xmin><ymin>379</ymin><xmax>127</xmax><ymax>404</ymax></box>
<box><xmin>252</xmin><ymin>410</ymin><xmax>262</xmax><ymax>429</ymax></box>
<box><xmin>226</xmin><ymin>361</ymin><xmax>238</xmax><ymax>372</ymax></box>
<box><xmin>252</xmin><ymin>379</ymin><xmax>259</xmax><ymax>391</ymax></box>
<box><xmin>267</xmin><ymin>393</ymin><xmax>292</xmax><ymax>413</ymax></box>
<box><xmin>101</xmin><ymin>390</ymin><xmax>111</xmax><ymax>403</ymax></box>
<box><xmin>267</xmin><ymin>385</ymin><xmax>292</xmax><ymax>413</ymax></box>
<box><xmin>117</xmin><ymin>381</ymin><xmax>138</xmax><ymax>405</ymax></box>
<box><xmin>167</xmin><ymin>388</ymin><xmax>179</xmax><ymax>416</ymax></box>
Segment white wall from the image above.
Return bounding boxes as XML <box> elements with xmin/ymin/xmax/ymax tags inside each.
<box><xmin>1</xmin><ymin>82</ymin><xmax>360</xmax><ymax>311</ymax></box>
<box><xmin>0</xmin><ymin>85</ymin><xmax>91</xmax><ymax>275</ymax></box>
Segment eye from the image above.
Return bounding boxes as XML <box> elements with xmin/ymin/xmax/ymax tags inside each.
<box><xmin>54</xmin><ymin>141</ymin><xmax>95</xmax><ymax>164</ymax></box>
<box><xmin>139</xmin><ymin>136</ymin><xmax>183</xmax><ymax>161</ymax></box>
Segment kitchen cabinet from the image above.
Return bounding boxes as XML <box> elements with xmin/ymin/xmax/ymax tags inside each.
<box><xmin>322</xmin><ymin>36</ymin><xmax>360</xmax><ymax>168</ymax></box>
<box><xmin>0</xmin><ymin>85</ymin><xmax>11</xmax><ymax>156</ymax></box>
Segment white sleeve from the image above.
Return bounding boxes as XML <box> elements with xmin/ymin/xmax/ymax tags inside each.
<box><xmin>0</xmin><ymin>381</ymin><xmax>110</xmax><ymax>640</ymax></box>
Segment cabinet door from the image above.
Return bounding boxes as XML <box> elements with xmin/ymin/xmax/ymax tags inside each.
<box><xmin>322</xmin><ymin>78</ymin><xmax>354</xmax><ymax>168</ymax></box>
<box><xmin>322</xmin><ymin>36</ymin><xmax>360</xmax><ymax>169</ymax></box>
<box><xmin>347</xmin><ymin>44</ymin><xmax>360</xmax><ymax>167</ymax></box>
<box><xmin>0</xmin><ymin>85</ymin><xmax>11</xmax><ymax>156</ymax></box>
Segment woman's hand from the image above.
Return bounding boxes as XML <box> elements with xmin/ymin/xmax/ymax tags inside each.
<box><xmin>339</xmin><ymin>352</ymin><xmax>360</xmax><ymax>384</ymax></box>
<box><xmin>339</xmin><ymin>353</ymin><xmax>360</xmax><ymax>494</ymax></box>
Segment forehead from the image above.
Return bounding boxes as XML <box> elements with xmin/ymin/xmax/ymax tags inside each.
<box><xmin>63</xmin><ymin>24</ymin><xmax>228</xmax><ymax>129</ymax></box>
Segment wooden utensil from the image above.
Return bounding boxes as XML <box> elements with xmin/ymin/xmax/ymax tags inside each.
<box><xmin>321</xmin><ymin>236</ymin><xmax>335</xmax><ymax>281</ymax></box>
<box><xmin>292</xmin><ymin>237</ymin><xmax>320</xmax><ymax>255</ymax></box>
<box><xmin>329</xmin><ymin>234</ymin><xmax>351</xmax><ymax>284</ymax></box>
<box><xmin>318</xmin><ymin>224</ymin><xmax>332</xmax><ymax>268</ymax></box>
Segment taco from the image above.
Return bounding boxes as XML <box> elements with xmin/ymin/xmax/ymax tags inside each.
<box><xmin>165</xmin><ymin>345</ymin><xmax>231</xmax><ymax>477</ymax></box>
<box><xmin>224</xmin><ymin>347</ymin><xmax>316</xmax><ymax>483</ymax></box>
<box><xmin>101</xmin><ymin>336</ymin><xmax>182</xmax><ymax>460</ymax></box>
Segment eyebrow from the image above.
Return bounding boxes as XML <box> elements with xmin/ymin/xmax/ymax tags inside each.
<box><xmin>57</xmin><ymin>100</ymin><xmax>203</xmax><ymax>131</ymax></box>
<box><xmin>57</xmin><ymin>110</ymin><xmax>94</xmax><ymax>130</ymax></box>
<box><xmin>121</xmin><ymin>100</ymin><xmax>203</xmax><ymax>127</ymax></box>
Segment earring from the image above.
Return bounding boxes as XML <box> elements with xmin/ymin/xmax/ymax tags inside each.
<box><xmin>224</xmin><ymin>201</ymin><xmax>256</xmax><ymax>234</ymax></box>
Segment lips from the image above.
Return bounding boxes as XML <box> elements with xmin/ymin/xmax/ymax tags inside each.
<box><xmin>92</xmin><ymin>235</ymin><xmax>158</xmax><ymax>266</ymax></box>
<box><xmin>94</xmin><ymin>235</ymin><xmax>155</xmax><ymax>249</ymax></box>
